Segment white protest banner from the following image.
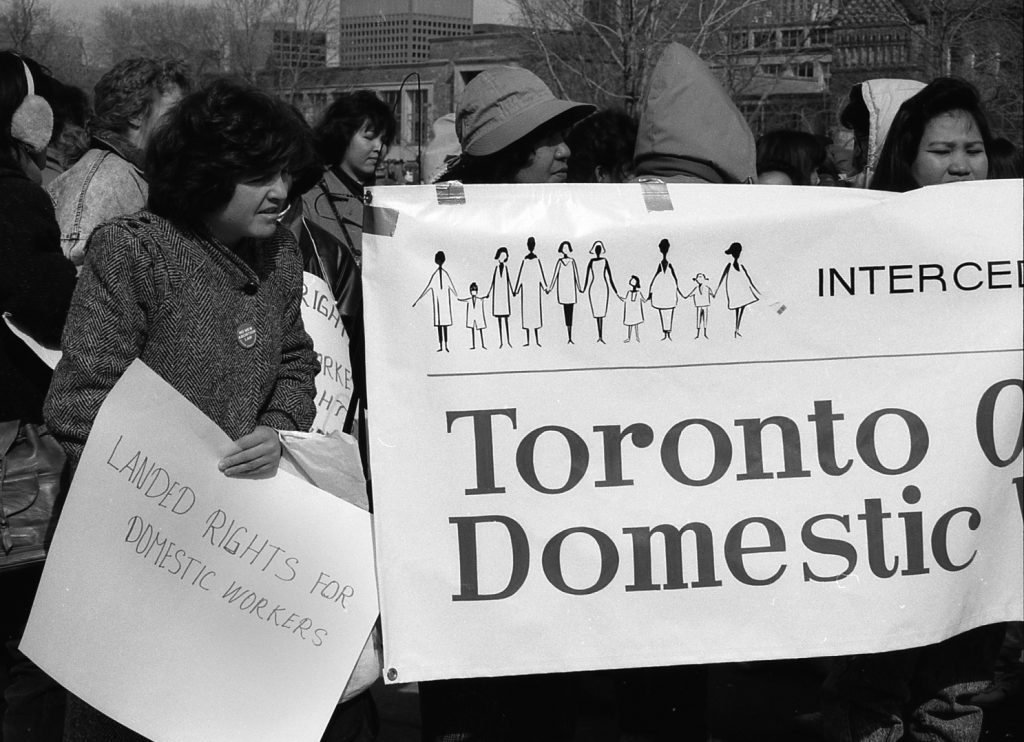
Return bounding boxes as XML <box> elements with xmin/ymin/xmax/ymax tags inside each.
<box><xmin>363</xmin><ymin>180</ymin><xmax>1024</xmax><ymax>684</ymax></box>
<box><xmin>23</xmin><ymin>360</ymin><xmax>378</xmax><ymax>742</ymax></box>
<box><xmin>301</xmin><ymin>272</ymin><xmax>354</xmax><ymax>434</ymax></box>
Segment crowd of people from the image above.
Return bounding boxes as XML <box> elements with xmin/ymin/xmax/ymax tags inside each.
<box><xmin>1</xmin><ymin>36</ymin><xmax>1021</xmax><ymax>742</ymax></box>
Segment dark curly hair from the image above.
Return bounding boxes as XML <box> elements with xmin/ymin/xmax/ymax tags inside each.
<box><xmin>871</xmin><ymin>77</ymin><xmax>992</xmax><ymax>193</ymax></box>
<box><xmin>566</xmin><ymin>108</ymin><xmax>638</xmax><ymax>183</ymax></box>
<box><xmin>91</xmin><ymin>57</ymin><xmax>191</xmax><ymax>137</ymax></box>
<box><xmin>146</xmin><ymin>78</ymin><xmax>317</xmax><ymax>230</ymax></box>
<box><xmin>755</xmin><ymin>130</ymin><xmax>826</xmax><ymax>186</ymax></box>
<box><xmin>314</xmin><ymin>90</ymin><xmax>395</xmax><ymax>169</ymax></box>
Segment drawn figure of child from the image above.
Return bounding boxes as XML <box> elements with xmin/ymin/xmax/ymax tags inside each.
<box><xmin>683</xmin><ymin>273</ymin><xmax>714</xmax><ymax>339</ymax></box>
<box><xmin>621</xmin><ymin>275</ymin><xmax>647</xmax><ymax>343</ymax></box>
<box><xmin>460</xmin><ymin>282</ymin><xmax>488</xmax><ymax>350</ymax></box>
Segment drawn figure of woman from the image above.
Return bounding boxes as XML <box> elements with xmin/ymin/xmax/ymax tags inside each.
<box><xmin>582</xmin><ymin>240</ymin><xmax>617</xmax><ymax>343</ymax></box>
<box><xmin>459</xmin><ymin>282</ymin><xmax>488</xmax><ymax>350</ymax></box>
<box><xmin>648</xmin><ymin>237</ymin><xmax>683</xmax><ymax>340</ymax></box>
<box><xmin>621</xmin><ymin>275</ymin><xmax>647</xmax><ymax>343</ymax></box>
<box><xmin>514</xmin><ymin>236</ymin><xmax>547</xmax><ymax>347</ymax></box>
<box><xmin>413</xmin><ymin>250</ymin><xmax>458</xmax><ymax>352</ymax></box>
<box><xmin>715</xmin><ymin>242</ymin><xmax>759</xmax><ymax>337</ymax></box>
<box><xmin>682</xmin><ymin>273</ymin><xmax>714</xmax><ymax>339</ymax></box>
<box><xmin>546</xmin><ymin>240</ymin><xmax>582</xmax><ymax>343</ymax></box>
<box><xmin>487</xmin><ymin>246</ymin><xmax>515</xmax><ymax>348</ymax></box>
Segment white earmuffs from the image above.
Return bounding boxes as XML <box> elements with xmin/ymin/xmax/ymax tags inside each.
<box><xmin>10</xmin><ymin>58</ymin><xmax>53</xmax><ymax>153</ymax></box>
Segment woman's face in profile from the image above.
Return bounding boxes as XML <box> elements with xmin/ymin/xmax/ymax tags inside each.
<box><xmin>911</xmin><ymin>110</ymin><xmax>988</xmax><ymax>187</ymax></box>
<box><xmin>513</xmin><ymin>131</ymin><xmax>571</xmax><ymax>184</ymax></box>
<box><xmin>205</xmin><ymin>171</ymin><xmax>291</xmax><ymax>247</ymax></box>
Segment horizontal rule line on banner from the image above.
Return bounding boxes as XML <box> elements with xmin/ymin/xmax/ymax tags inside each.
<box><xmin>426</xmin><ymin>347</ymin><xmax>1024</xmax><ymax>378</ymax></box>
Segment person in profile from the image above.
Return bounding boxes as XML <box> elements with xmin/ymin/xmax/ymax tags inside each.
<box><xmin>413</xmin><ymin>250</ymin><xmax>458</xmax><ymax>352</ymax></box>
<box><xmin>514</xmin><ymin>236</ymin><xmax>547</xmax><ymax>347</ymax></box>
<box><xmin>459</xmin><ymin>282</ymin><xmax>488</xmax><ymax>350</ymax></box>
<box><xmin>546</xmin><ymin>240</ymin><xmax>582</xmax><ymax>343</ymax></box>
<box><xmin>715</xmin><ymin>242</ymin><xmax>758</xmax><ymax>338</ymax></box>
<box><xmin>648</xmin><ymin>237</ymin><xmax>683</xmax><ymax>340</ymax></box>
<box><xmin>487</xmin><ymin>246</ymin><xmax>515</xmax><ymax>349</ymax></box>
<box><xmin>582</xmin><ymin>240</ymin><xmax>617</xmax><ymax>343</ymax></box>
<box><xmin>682</xmin><ymin>273</ymin><xmax>714</xmax><ymax>339</ymax></box>
<box><xmin>621</xmin><ymin>275</ymin><xmax>647</xmax><ymax>342</ymax></box>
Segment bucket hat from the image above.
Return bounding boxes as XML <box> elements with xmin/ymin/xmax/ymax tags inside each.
<box><xmin>456</xmin><ymin>66</ymin><xmax>594</xmax><ymax>157</ymax></box>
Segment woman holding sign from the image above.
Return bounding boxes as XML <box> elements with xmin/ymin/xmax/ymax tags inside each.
<box><xmin>44</xmin><ymin>79</ymin><xmax>321</xmax><ymax>742</ymax></box>
<box><xmin>822</xmin><ymin>77</ymin><xmax>1004</xmax><ymax>742</ymax></box>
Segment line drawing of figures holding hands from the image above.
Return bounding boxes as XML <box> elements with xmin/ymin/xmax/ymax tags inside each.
<box><xmin>458</xmin><ymin>281</ymin><xmax>488</xmax><ymax>349</ymax></box>
<box><xmin>621</xmin><ymin>275</ymin><xmax>648</xmax><ymax>343</ymax></box>
<box><xmin>582</xmin><ymin>240</ymin><xmax>618</xmax><ymax>343</ymax></box>
<box><xmin>514</xmin><ymin>236</ymin><xmax>547</xmax><ymax>347</ymax></box>
<box><xmin>487</xmin><ymin>246</ymin><xmax>515</xmax><ymax>348</ymax></box>
<box><xmin>413</xmin><ymin>250</ymin><xmax>459</xmax><ymax>352</ymax></box>
<box><xmin>715</xmin><ymin>241</ymin><xmax>759</xmax><ymax>338</ymax></box>
<box><xmin>545</xmin><ymin>240</ymin><xmax>582</xmax><ymax>344</ymax></box>
<box><xmin>682</xmin><ymin>272</ymin><xmax>714</xmax><ymax>339</ymax></box>
<box><xmin>648</xmin><ymin>238</ymin><xmax>684</xmax><ymax>340</ymax></box>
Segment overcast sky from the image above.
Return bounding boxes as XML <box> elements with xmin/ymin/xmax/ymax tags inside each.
<box><xmin>50</xmin><ymin>0</ymin><xmax>520</xmax><ymax>27</ymax></box>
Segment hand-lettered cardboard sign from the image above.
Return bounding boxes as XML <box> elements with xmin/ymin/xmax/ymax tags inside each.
<box><xmin>23</xmin><ymin>360</ymin><xmax>378</xmax><ymax>742</ymax></box>
<box><xmin>362</xmin><ymin>180</ymin><xmax>1024</xmax><ymax>683</ymax></box>
<box><xmin>301</xmin><ymin>272</ymin><xmax>354</xmax><ymax>435</ymax></box>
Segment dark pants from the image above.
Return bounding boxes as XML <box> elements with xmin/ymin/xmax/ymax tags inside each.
<box><xmin>611</xmin><ymin>664</ymin><xmax>708</xmax><ymax>741</ymax></box>
<box><xmin>420</xmin><ymin>674</ymin><xmax>577</xmax><ymax>742</ymax></box>
<box><xmin>822</xmin><ymin>623</ymin><xmax>1004</xmax><ymax>742</ymax></box>
<box><xmin>1</xmin><ymin>564</ymin><xmax>66</xmax><ymax>742</ymax></box>
<box><xmin>63</xmin><ymin>691</ymin><xmax>378</xmax><ymax>742</ymax></box>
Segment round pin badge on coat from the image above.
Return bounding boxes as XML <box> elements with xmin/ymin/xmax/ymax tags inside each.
<box><xmin>236</xmin><ymin>322</ymin><xmax>257</xmax><ymax>349</ymax></box>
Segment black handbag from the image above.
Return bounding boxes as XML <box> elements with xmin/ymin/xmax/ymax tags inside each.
<box><xmin>0</xmin><ymin>420</ymin><xmax>67</xmax><ymax>572</ymax></box>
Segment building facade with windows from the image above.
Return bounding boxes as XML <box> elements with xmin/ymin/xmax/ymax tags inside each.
<box><xmin>271</xmin><ymin>26</ymin><xmax>329</xmax><ymax>69</ymax></box>
<box><xmin>337</xmin><ymin>0</ymin><xmax>474</xmax><ymax>65</ymax></box>
<box><xmin>710</xmin><ymin>0</ymin><xmax>839</xmax><ymax>135</ymax></box>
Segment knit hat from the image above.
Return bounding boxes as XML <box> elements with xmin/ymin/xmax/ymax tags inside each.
<box><xmin>456</xmin><ymin>66</ymin><xmax>594</xmax><ymax>157</ymax></box>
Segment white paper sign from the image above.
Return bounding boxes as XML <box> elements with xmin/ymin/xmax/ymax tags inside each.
<box><xmin>23</xmin><ymin>360</ymin><xmax>378</xmax><ymax>742</ymax></box>
<box><xmin>301</xmin><ymin>272</ymin><xmax>354</xmax><ymax>435</ymax></box>
<box><xmin>362</xmin><ymin>180</ymin><xmax>1024</xmax><ymax>683</ymax></box>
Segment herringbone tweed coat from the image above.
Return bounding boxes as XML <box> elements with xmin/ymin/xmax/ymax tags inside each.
<box><xmin>44</xmin><ymin>210</ymin><xmax>318</xmax><ymax>467</ymax></box>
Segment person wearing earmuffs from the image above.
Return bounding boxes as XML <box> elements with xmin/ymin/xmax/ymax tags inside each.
<box><xmin>0</xmin><ymin>49</ymin><xmax>78</xmax><ymax>742</ymax></box>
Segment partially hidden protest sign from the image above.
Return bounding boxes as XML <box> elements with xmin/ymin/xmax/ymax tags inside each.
<box><xmin>3</xmin><ymin>312</ymin><xmax>61</xmax><ymax>369</ymax></box>
<box><xmin>23</xmin><ymin>360</ymin><xmax>378</xmax><ymax>742</ymax></box>
<box><xmin>302</xmin><ymin>271</ymin><xmax>354</xmax><ymax>435</ymax></box>
<box><xmin>362</xmin><ymin>180</ymin><xmax>1024</xmax><ymax>684</ymax></box>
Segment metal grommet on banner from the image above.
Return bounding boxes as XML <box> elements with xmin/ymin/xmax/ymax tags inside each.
<box><xmin>386</xmin><ymin>668</ymin><xmax>398</xmax><ymax>681</ymax></box>
<box><xmin>639</xmin><ymin>178</ymin><xmax>674</xmax><ymax>212</ymax></box>
<box><xmin>435</xmin><ymin>181</ymin><xmax>466</xmax><ymax>206</ymax></box>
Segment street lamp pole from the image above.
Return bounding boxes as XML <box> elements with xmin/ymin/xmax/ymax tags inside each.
<box><xmin>397</xmin><ymin>71</ymin><xmax>423</xmax><ymax>183</ymax></box>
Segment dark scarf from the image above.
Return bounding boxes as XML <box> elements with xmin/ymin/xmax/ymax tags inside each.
<box><xmin>329</xmin><ymin>165</ymin><xmax>367</xmax><ymax>201</ymax></box>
